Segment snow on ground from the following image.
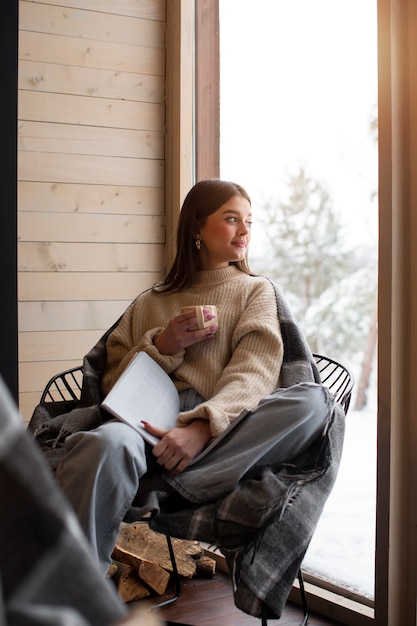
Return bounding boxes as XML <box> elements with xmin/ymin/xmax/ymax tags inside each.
<box><xmin>303</xmin><ymin>398</ymin><xmax>377</xmax><ymax>599</ymax></box>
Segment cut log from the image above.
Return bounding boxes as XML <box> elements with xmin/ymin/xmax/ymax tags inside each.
<box><xmin>139</xmin><ymin>559</ymin><xmax>170</xmax><ymax>596</ymax></box>
<box><xmin>185</xmin><ymin>542</ymin><xmax>204</xmax><ymax>559</ymax></box>
<box><xmin>107</xmin><ymin>561</ymin><xmax>119</xmax><ymax>578</ymax></box>
<box><xmin>112</xmin><ymin>545</ymin><xmax>170</xmax><ymax>596</ymax></box>
<box><xmin>202</xmin><ymin>545</ymin><xmax>229</xmax><ymax>574</ymax></box>
<box><xmin>116</xmin><ymin>563</ymin><xmax>151</xmax><ymax>603</ymax></box>
<box><xmin>195</xmin><ymin>555</ymin><xmax>216</xmax><ymax>578</ymax></box>
<box><xmin>115</xmin><ymin>522</ymin><xmax>198</xmax><ymax>578</ymax></box>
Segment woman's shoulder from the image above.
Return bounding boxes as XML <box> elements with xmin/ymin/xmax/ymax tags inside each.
<box><xmin>244</xmin><ymin>273</ymin><xmax>279</xmax><ymax>294</ymax></box>
<box><xmin>229</xmin><ymin>273</ymin><xmax>280</xmax><ymax>309</ymax></box>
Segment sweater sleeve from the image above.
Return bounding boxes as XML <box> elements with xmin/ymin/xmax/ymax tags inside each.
<box><xmin>177</xmin><ymin>281</ymin><xmax>283</xmax><ymax>438</ymax></box>
<box><xmin>101</xmin><ymin>297</ymin><xmax>185</xmax><ymax>395</ymax></box>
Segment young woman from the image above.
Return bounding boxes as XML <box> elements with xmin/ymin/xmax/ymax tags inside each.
<box><xmin>56</xmin><ymin>179</ymin><xmax>331</xmax><ymax>574</ymax></box>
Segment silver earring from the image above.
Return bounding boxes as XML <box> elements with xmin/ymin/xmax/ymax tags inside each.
<box><xmin>195</xmin><ymin>239</ymin><xmax>201</xmax><ymax>250</ymax></box>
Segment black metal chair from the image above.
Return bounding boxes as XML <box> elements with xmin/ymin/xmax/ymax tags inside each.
<box><xmin>39</xmin><ymin>362</ymin><xmax>182</xmax><ymax>609</ymax></box>
<box><xmin>39</xmin><ymin>353</ymin><xmax>354</xmax><ymax>623</ymax></box>
<box><xmin>312</xmin><ymin>353</ymin><xmax>354</xmax><ymax>415</ymax></box>
<box><xmin>40</xmin><ymin>365</ymin><xmax>83</xmax><ymax>403</ymax></box>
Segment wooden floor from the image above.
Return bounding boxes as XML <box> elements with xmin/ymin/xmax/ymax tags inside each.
<box><xmin>130</xmin><ymin>570</ymin><xmax>344</xmax><ymax>626</ymax></box>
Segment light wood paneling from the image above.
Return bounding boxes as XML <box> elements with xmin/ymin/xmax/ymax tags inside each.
<box><xmin>19</xmin><ymin>91</ymin><xmax>164</xmax><ymax>130</ymax></box>
<box><xmin>19</xmin><ymin>31</ymin><xmax>165</xmax><ymax>76</ymax></box>
<box><xmin>19</xmin><ymin>60</ymin><xmax>165</xmax><ymax>104</ymax></box>
<box><xmin>18</xmin><ymin>242</ymin><xmax>164</xmax><ymax>272</ymax></box>
<box><xmin>18</xmin><ymin>212</ymin><xmax>165</xmax><ymax>243</ymax></box>
<box><xmin>18</xmin><ymin>152</ymin><xmax>164</xmax><ymax>186</ymax></box>
<box><xmin>18</xmin><ymin>272</ymin><xmax>162</xmax><ymax>302</ymax></box>
<box><xmin>18</xmin><ymin>121</ymin><xmax>164</xmax><ymax>160</ymax></box>
<box><xmin>18</xmin><ymin>300</ymin><xmax>132</xmax><ymax>331</ymax></box>
<box><xmin>18</xmin><ymin>182</ymin><xmax>164</xmax><ymax>215</ymax></box>
<box><xmin>19</xmin><ymin>1</ymin><xmax>165</xmax><ymax>47</ymax></box>
<box><xmin>20</xmin><ymin>329</ymin><xmax>105</xmax><ymax>362</ymax></box>
<box><xmin>18</xmin><ymin>0</ymin><xmax>167</xmax><ymax>419</ymax></box>
<box><xmin>20</xmin><ymin>361</ymin><xmax>84</xmax><ymax>393</ymax></box>
<box><xmin>30</xmin><ymin>0</ymin><xmax>166</xmax><ymax>21</ymax></box>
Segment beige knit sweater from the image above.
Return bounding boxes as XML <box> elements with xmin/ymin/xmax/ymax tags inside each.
<box><xmin>102</xmin><ymin>265</ymin><xmax>283</xmax><ymax>438</ymax></box>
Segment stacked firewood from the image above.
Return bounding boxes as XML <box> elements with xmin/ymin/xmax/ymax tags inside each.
<box><xmin>108</xmin><ymin>522</ymin><xmax>216</xmax><ymax>603</ymax></box>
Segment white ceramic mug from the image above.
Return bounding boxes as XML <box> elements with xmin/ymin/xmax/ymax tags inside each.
<box><xmin>181</xmin><ymin>305</ymin><xmax>218</xmax><ymax>330</ymax></box>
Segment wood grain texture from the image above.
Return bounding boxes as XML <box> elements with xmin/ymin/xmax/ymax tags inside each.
<box><xmin>19</xmin><ymin>152</ymin><xmax>164</xmax><ymax>186</ymax></box>
<box><xmin>18</xmin><ymin>300</ymin><xmax>131</xmax><ymax>331</ymax></box>
<box><xmin>134</xmin><ymin>571</ymin><xmax>342</xmax><ymax>626</ymax></box>
<box><xmin>17</xmin><ymin>0</ymin><xmax>167</xmax><ymax>420</ymax></box>
<box><xmin>19</xmin><ymin>91</ymin><xmax>165</xmax><ymax>131</ymax></box>
<box><xmin>18</xmin><ymin>213</ymin><xmax>165</xmax><ymax>243</ymax></box>
<box><xmin>116</xmin><ymin>524</ymin><xmax>199</xmax><ymax>580</ymax></box>
<box><xmin>27</xmin><ymin>0</ymin><xmax>166</xmax><ymax>21</ymax></box>
<box><xmin>19</xmin><ymin>60</ymin><xmax>165</xmax><ymax>104</ymax></box>
<box><xmin>19</xmin><ymin>1</ymin><xmax>165</xmax><ymax>47</ymax></box>
<box><xmin>18</xmin><ymin>182</ymin><xmax>164</xmax><ymax>215</ymax></box>
<box><xmin>18</xmin><ymin>272</ymin><xmax>162</xmax><ymax>301</ymax></box>
<box><xmin>18</xmin><ymin>242</ymin><xmax>164</xmax><ymax>272</ymax></box>
<box><xmin>19</xmin><ymin>31</ymin><xmax>165</xmax><ymax>76</ymax></box>
<box><xmin>19</xmin><ymin>121</ymin><xmax>164</xmax><ymax>160</ymax></box>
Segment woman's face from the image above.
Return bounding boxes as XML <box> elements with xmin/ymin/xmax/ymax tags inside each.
<box><xmin>196</xmin><ymin>195</ymin><xmax>252</xmax><ymax>270</ymax></box>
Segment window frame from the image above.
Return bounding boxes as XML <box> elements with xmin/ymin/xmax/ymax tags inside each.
<box><xmin>164</xmin><ymin>0</ymin><xmax>219</xmax><ymax>273</ymax></box>
<box><xmin>166</xmin><ymin>1</ymin><xmax>417</xmax><ymax>623</ymax></box>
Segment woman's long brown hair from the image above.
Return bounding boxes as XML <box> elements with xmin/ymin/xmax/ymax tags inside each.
<box><xmin>153</xmin><ymin>179</ymin><xmax>253</xmax><ymax>292</ymax></box>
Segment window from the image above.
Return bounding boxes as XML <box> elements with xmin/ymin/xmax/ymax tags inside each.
<box><xmin>219</xmin><ymin>0</ymin><xmax>378</xmax><ymax>610</ymax></box>
<box><xmin>197</xmin><ymin>1</ymin><xmax>417</xmax><ymax>621</ymax></box>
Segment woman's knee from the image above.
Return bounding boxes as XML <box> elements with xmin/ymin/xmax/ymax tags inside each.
<box><xmin>303</xmin><ymin>382</ymin><xmax>333</xmax><ymax>420</ymax></box>
<box><xmin>286</xmin><ymin>383</ymin><xmax>334</xmax><ymax>449</ymax></box>
<box><xmin>64</xmin><ymin>420</ymin><xmax>145</xmax><ymax>465</ymax></box>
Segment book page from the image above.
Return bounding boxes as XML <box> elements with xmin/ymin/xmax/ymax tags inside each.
<box><xmin>101</xmin><ymin>352</ymin><xmax>180</xmax><ymax>446</ymax></box>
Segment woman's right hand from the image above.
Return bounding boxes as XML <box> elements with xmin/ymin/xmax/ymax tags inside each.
<box><xmin>143</xmin><ymin>419</ymin><xmax>212</xmax><ymax>474</ymax></box>
<box><xmin>154</xmin><ymin>310</ymin><xmax>218</xmax><ymax>355</ymax></box>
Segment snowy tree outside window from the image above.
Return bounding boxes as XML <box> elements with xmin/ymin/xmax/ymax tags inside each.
<box><xmin>220</xmin><ymin>0</ymin><xmax>378</xmax><ymax>600</ymax></box>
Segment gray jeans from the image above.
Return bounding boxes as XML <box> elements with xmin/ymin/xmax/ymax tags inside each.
<box><xmin>56</xmin><ymin>382</ymin><xmax>333</xmax><ymax>574</ymax></box>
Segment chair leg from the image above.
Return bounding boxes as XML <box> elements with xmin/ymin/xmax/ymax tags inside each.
<box><xmin>298</xmin><ymin>568</ymin><xmax>309</xmax><ymax>625</ymax></box>
<box><xmin>260</xmin><ymin>569</ymin><xmax>309</xmax><ymax>625</ymax></box>
<box><xmin>150</xmin><ymin>535</ymin><xmax>181</xmax><ymax>610</ymax></box>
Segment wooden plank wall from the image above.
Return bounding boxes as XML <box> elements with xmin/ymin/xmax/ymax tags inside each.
<box><xmin>17</xmin><ymin>0</ymin><xmax>167</xmax><ymax>422</ymax></box>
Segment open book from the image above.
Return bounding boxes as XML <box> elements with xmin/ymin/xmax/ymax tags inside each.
<box><xmin>101</xmin><ymin>351</ymin><xmax>249</xmax><ymax>466</ymax></box>
<box><xmin>101</xmin><ymin>351</ymin><xmax>180</xmax><ymax>446</ymax></box>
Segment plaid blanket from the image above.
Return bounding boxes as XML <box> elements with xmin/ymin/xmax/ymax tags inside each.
<box><xmin>27</xmin><ymin>280</ymin><xmax>345</xmax><ymax>618</ymax></box>
<box><xmin>152</xmin><ymin>401</ymin><xmax>345</xmax><ymax>618</ymax></box>
<box><xmin>0</xmin><ymin>376</ymin><xmax>128</xmax><ymax>626</ymax></box>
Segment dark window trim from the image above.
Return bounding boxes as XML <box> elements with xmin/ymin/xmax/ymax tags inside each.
<box><xmin>2</xmin><ymin>2</ymin><xmax>18</xmax><ymax>401</ymax></box>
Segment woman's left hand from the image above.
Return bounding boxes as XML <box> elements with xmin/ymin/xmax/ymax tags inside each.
<box><xmin>142</xmin><ymin>420</ymin><xmax>212</xmax><ymax>475</ymax></box>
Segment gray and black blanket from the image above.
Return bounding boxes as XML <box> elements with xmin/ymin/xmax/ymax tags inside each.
<box><xmin>0</xmin><ymin>376</ymin><xmax>128</xmax><ymax>626</ymax></box>
<box><xmin>28</xmin><ymin>280</ymin><xmax>346</xmax><ymax>619</ymax></box>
